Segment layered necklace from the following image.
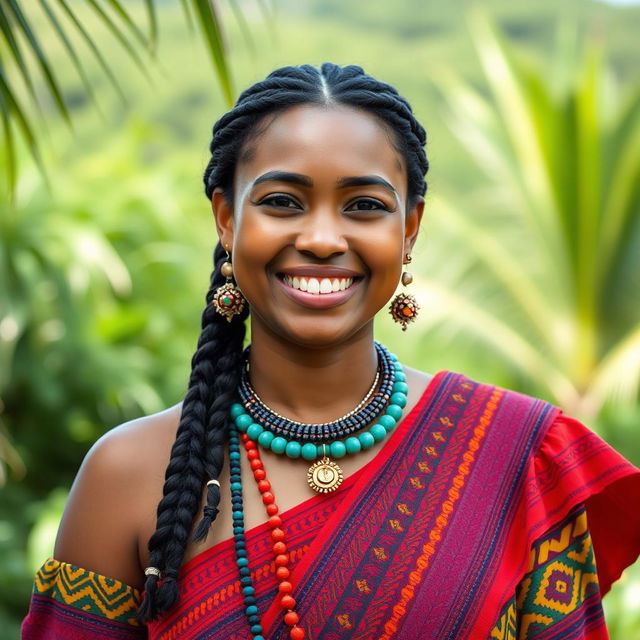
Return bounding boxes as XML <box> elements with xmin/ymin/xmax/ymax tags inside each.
<box><xmin>228</xmin><ymin>342</ymin><xmax>408</xmax><ymax>639</ymax></box>
<box><xmin>233</xmin><ymin>341</ymin><xmax>407</xmax><ymax>492</ymax></box>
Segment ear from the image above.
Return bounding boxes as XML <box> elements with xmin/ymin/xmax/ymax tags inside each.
<box><xmin>211</xmin><ymin>189</ymin><xmax>235</xmax><ymax>251</ymax></box>
<box><xmin>403</xmin><ymin>197</ymin><xmax>425</xmax><ymax>258</ymax></box>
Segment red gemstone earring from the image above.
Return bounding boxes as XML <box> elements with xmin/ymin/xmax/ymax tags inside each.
<box><xmin>388</xmin><ymin>253</ymin><xmax>419</xmax><ymax>331</ymax></box>
<box><xmin>212</xmin><ymin>251</ymin><xmax>246</xmax><ymax>321</ymax></box>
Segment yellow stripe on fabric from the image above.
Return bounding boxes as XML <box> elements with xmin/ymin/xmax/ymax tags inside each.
<box><xmin>33</xmin><ymin>557</ymin><xmax>142</xmax><ymax>625</ymax></box>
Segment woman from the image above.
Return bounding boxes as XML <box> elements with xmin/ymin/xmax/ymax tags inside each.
<box><xmin>22</xmin><ymin>63</ymin><xmax>640</xmax><ymax>639</ymax></box>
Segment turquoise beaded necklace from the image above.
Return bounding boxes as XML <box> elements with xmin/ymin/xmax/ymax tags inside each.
<box><xmin>230</xmin><ymin>349</ymin><xmax>408</xmax><ymax>493</ymax></box>
<box><xmin>228</xmin><ymin>347</ymin><xmax>408</xmax><ymax>637</ymax></box>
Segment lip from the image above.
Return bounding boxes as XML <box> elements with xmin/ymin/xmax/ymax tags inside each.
<box><xmin>275</xmin><ymin>274</ymin><xmax>363</xmax><ymax>309</ymax></box>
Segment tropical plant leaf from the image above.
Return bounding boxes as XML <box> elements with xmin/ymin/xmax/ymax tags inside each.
<box><xmin>56</xmin><ymin>0</ymin><xmax>128</xmax><ymax>104</ymax></box>
<box><xmin>589</xmin><ymin>324</ymin><xmax>640</xmax><ymax>410</ymax></box>
<box><xmin>0</xmin><ymin>88</ymin><xmax>16</xmax><ymax>197</ymax></box>
<box><xmin>415</xmin><ymin>276</ymin><xmax>579</xmax><ymax>406</ymax></box>
<box><xmin>1</xmin><ymin>0</ymin><xmax>240</xmax><ymax>197</ymax></box>
<box><xmin>0</xmin><ymin>8</ymin><xmax>41</xmax><ymax>112</ymax></box>
<box><xmin>5</xmin><ymin>0</ymin><xmax>72</xmax><ymax>125</ymax></box>
<box><xmin>228</xmin><ymin>0</ymin><xmax>257</xmax><ymax>56</ymax></box>
<box><xmin>180</xmin><ymin>0</ymin><xmax>196</xmax><ymax>33</ymax></box>
<box><xmin>436</xmin><ymin>12</ymin><xmax>640</xmax><ymax>418</ymax></box>
<box><xmin>86</xmin><ymin>0</ymin><xmax>152</xmax><ymax>80</ymax></box>
<box><xmin>428</xmin><ymin>195</ymin><xmax>558</xmax><ymax>351</ymax></box>
<box><xmin>38</xmin><ymin>0</ymin><xmax>102</xmax><ymax>116</ymax></box>
<box><xmin>104</xmin><ymin>0</ymin><xmax>151</xmax><ymax>51</ymax></box>
<box><xmin>0</xmin><ymin>65</ymin><xmax>47</xmax><ymax>184</ymax></box>
<box><xmin>192</xmin><ymin>0</ymin><xmax>234</xmax><ymax>106</ymax></box>
<box><xmin>143</xmin><ymin>0</ymin><xmax>159</xmax><ymax>54</ymax></box>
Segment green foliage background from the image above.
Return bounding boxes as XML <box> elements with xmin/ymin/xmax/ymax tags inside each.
<box><xmin>1</xmin><ymin>1</ymin><xmax>639</xmax><ymax>637</ymax></box>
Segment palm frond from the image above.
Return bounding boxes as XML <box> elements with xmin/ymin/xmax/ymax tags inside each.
<box><xmin>0</xmin><ymin>88</ymin><xmax>17</xmax><ymax>197</ymax></box>
<box><xmin>1</xmin><ymin>0</ymin><xmax>239</xmax><ymax>196</ymax></box>
<box><xmin>415</xmin><ymin>276</ymin><xmax>579</xmax><ymax>407</ymax></box>
<box><xmin>37</xmin><ymin>0</ymin><xmax>102</xmax><ymax>116</ymax></box>
<box><xmin>588</xmin><ymin>324</ymin><xmax>640</xmax><ymax>411</ymax></box>
<box><xmin>5</xmin><ymin>0</ymin><xmax>71</xmax><ymax>125</ymax></box>
<box><xmin>429</xmin><ymin>195</ymin><xmax>558</xmax><ymax>352</ymax></box>
<box><xmin>192</xmin><ymin>0</ymin><xmax>234</xmax><ymax>106</ymax></box>
<box><xmin>435</xmin><ymin>12</ymin><xmax>640</xmax><ymax>417</ymax></box>
<box><xmin>86</xmin><ymin>0</ymin><xmax>152</xmax><ymax>80</ymax></box>
<box><xmin>0</xmin><ymin>8</ymin><xmax>41</xmax><ymax>112</ymax></box>
<box><xmin>143</xmin><ymin>0</ymin><xmax>158</xmax><ymax>55</ymax></box>
<box><xmin>56</xmin><ymin>0</ymin><xmax>128</xmax><ymax>104</ymax></box>
<box><xmin>0</xmin><ymin>65</ymin><xmax>47</xmax><ymax>184</ymax></box>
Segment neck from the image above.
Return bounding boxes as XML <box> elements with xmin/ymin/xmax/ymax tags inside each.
<box><xmin>247</xmin><ymin>323</ymin><xmax>379</xmax><ymax>424</ymax></box>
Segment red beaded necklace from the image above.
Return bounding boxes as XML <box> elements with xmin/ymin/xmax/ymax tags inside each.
<box><xmin>241</xmin><ymin>432</ymin><xmax>305</xmax><ymax>639</ymax></box>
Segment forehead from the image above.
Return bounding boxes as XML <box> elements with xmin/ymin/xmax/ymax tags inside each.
<box><xmin>235</xmin><ymin>104</ymin><xmax>407</xmax><ymax>193</ymax></box>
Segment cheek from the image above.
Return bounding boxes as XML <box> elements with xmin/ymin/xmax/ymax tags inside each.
<box><xmin>230</xmin><ymin>213</ymin><xmax>283</xmax><ymax>296</ymax></box>
<box><xmin>355</xmin><ymin>220</ymin><xmax>405</xmax><ymax>301</ymax></box>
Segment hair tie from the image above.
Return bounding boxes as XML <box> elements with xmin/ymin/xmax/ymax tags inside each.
<box><xmin>144</xmin><ymin>566</ymin><xmax>161</xmax><ymax>578</ymax></box>
<box><xmin>206</xmin><ymin>479</ymin><xmax>221</xmax><ymax>488</ymax></box>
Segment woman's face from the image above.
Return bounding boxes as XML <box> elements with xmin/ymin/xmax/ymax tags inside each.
<box><xmin>212</xmin><ymin>104</ymin><xmax>423</xmax><ymax>347</ymax></box>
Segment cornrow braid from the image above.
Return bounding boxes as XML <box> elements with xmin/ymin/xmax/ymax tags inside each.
<box><xmin>142</xmin><ymin>62</ymin><xmax>429</xmax><ymax>621</ymax></box>
<box><xmin>204</xmin><ymin>63</ymin><xmax>428</xmax><ymax>207</ymax></box>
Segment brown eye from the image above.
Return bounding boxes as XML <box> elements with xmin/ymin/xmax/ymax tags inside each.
<box><xmin>346</xmin><ymin>198</ymin><xmax>388</xmax><ymax>212</ymax></box>
<box><xmin>261</xmin><ymin>195</ymin><xmax>301</xmax><ymax>209</ymax></box>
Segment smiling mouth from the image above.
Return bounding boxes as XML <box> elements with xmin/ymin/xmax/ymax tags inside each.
<box><xmin>279</xmin><ymin>274</ymin><xmax>358</xmax><ymax>295</ymax></box>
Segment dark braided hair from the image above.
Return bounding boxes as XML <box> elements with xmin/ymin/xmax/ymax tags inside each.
<box><xmin>138</xmin><ymin>62</ymin><xmax>429</xmax><ymax>621</ymax></box>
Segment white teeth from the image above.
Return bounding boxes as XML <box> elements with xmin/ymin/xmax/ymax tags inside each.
<box><xmin>307</xmin><ymin>278</ymin><xmax>320</xmax><ymax>294</ymax></box>
<box><xmin>283</xmin><ymin>275</ymin><xmax>355</xmax><ymax>294</ymax></box>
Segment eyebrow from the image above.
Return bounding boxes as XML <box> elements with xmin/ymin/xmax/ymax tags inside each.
<box><xmin>252</xmin><ymin>171</ymin><xmax>398</xmax><ymax>195</ymax></box>
<box><xmin>336</xmin><ymin>175</ymin><xmax>397</xmax><ymax>193</ymax></box>
<box><xmin>252</xmin><ymin>171</ymin><xmax>313</xmax><ymax>188</ymax></box>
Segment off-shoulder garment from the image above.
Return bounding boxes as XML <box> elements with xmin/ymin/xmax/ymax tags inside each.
<box><xmin>22</xmin><ymin>372</ymin><xmax>640</xmax><ymax>639</ymax></box>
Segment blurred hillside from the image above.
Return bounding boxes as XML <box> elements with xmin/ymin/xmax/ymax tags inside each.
<box><xmin>1</xmin><ymin>0</ymin><xmax>639</xmax><ymax>637</ymax></box>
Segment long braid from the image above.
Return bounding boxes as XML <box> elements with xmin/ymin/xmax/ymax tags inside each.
<box><xmin>141</xmin><ymin>62</ymin><xmax>429</xmax><ymax>621</ymax></box>
<box><xmin>193</xmin><ymin>245</ymin><xmax>249</xmax><ymax>541</ymax></box>
<box><xmin>138</xmin><ymin>243</ymin><xmax>247</xmax><ymax>620</ymax></box>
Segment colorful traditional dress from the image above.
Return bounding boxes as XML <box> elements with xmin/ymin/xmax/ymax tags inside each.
<box><xmin>23</xmin><ymin>372</ymin><xmax>640</xmax><ymax>639</ymax></box>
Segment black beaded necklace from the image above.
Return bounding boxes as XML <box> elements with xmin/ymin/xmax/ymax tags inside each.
<box><xmin>238</xmin><ymin>341</ymin><xmax>396</xmax><ymax>441</ymax></box>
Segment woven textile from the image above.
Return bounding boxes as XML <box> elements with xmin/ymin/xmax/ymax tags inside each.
<box><xmin>490</xmin><ymin>505</ymin><xmax>602</xmax><ymax>639</ymax></box>
<box><xmin>23</xmin><ymin>372</ymin><xmax>640</xmax><ymax>639</ymax></box>
<box><xmin>23</xmin><ymin>558</ymin><xmax>142</xmax><ymax>639</ymax></box>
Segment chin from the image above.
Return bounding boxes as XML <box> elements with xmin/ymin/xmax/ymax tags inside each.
<box><xmin>275</xmin><ymin>317</ymin><xmax>372</xmax><ymax>349</ymax></box>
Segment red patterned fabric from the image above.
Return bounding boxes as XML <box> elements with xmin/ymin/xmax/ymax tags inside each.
<box><xmin>23</xmin><ymin>372</ymin><xmax>640</xmax><ymax>639</ymax></box>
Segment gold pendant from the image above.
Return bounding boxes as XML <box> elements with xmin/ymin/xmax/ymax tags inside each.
<box><xmin>307</xmin><ymin>457</ymin><xmax>344</xmax><ymax>493</ymax></box>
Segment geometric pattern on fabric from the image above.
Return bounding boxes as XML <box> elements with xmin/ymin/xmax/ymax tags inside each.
<box><xmin>32</xmin><ymin>557</ymin><xmax>142</xmax><ymax>626</ymax></box>
<box><xmin>489</xmin><ymin>505</ymin><xmax>603</xmax><ymax>639</ymax></box>
<box><xmin>490</xmin><ymin>598</ymin><xmax>517</xmax><ymax>640</ymax></box>
<box><xmin>148</xmin><ymin>468</ymin><xmax>350</xmax><ymax>639</ymax></box>
<box><xmin>262</xmin><ymin>372</ymin><xmax>553</xmax><ymax>640</ymax></box>
<box><xmin>25</xmin><ymin>373</ymin><xmax>640</xmax><ymax>640</ymax></box>
<box><xmin>275</xmin><ymin>374</ymin><xmax>490</xmax><ymax>639</ymax></box>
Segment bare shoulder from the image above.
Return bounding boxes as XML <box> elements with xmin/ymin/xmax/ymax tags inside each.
<box><xmin>54</xmin><ymin>404</ymin><xmax>181</xmax><ymax>589</ymax></box>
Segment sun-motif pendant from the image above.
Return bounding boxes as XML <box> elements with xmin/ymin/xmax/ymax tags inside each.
<box><xmin>307</xmin><ymin>457</ymin><xmax>344</xmax><ymax>493</ymax></box>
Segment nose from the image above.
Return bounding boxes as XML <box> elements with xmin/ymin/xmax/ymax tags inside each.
<box><xmin>293</xmin><ymin>210</ymin><xmax>349</xmax><ymax>258</ymax></box>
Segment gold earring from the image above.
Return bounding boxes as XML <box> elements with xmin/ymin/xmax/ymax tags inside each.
<box><xmin>388</xmin><ymin>254</ymin><xmax>419</xmax><ymax>331</ymax></box>
<box><xmin>212</xmin><ymin>251</ymin><xmax>246</xmax><ymax>321</ymax></box>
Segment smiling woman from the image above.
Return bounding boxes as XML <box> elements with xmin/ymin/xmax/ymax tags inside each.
<box><xmin>22</xmin><ymin>64</ymin><xmax>640</xmax><ymax>640</ymax></box>
<box><xmin>214</xmin><ymin>103</ymin><xmax>421</xmax><ymax>346</ymax></box>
